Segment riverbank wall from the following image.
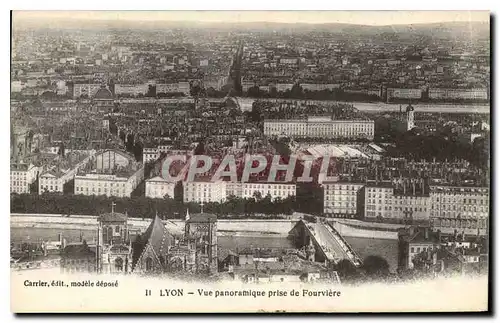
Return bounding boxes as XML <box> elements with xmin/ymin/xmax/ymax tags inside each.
<box><xmin>10</xmin><ymin>214</ymin><xmax>297</xmax><ymax>236</ymax></box>
<box><xmin>330</xmin><ymin>220</ymin><xmax>400</xmax><ymax>240</ymax></box>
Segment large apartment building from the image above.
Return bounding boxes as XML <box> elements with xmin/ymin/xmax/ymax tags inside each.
<box><xmin>263</xmin><ymin>116</ymin><xmax>374</xmax><ymax>140</ymax></box>
<box><xmin>183</xmin><ymin>180</ymin><xmax>227</xmax><ymax>203</ymax></box>
<box><xmin>39</xmin><ymin>152</ymin><xmax>95</xmax><ymax>195</ymax></box>
<box><xmin>11</xmin><ymin>163</ymin><xmax>41</xmax><ymax>194</ymax></box>
<box><xmin>145</xmin><ymin>176</ymin><xmax>176</xmax><ymax>199</ymax></box>
<box><xmin>239</xmin><ymin>182</ymin><xmax>296</xmax><ymax>200</ymax></box>
<box><xmin>74</xmin><ymin>150</ymin><xmax>144</xmax><ymax>198</ymax></box>
<box><xmin>323</xmin><ymin>182</ymin><xmax>364</xmax><ymax>218</ymax></box>
<box><xmin>429</xmin><ymin>185</ymin><xmax>489</xmax><ymax>236</ymax></box>
<box><xmin>74</xmin><ymin>169</ymin><xmax>144</xmax><ymax>198</ymax></box>
<box><xmin>364</xmin><ymin>180</ymin><xmax>430</xmax><ymax>222</ymax></box>
<box><xmin>183</xmin><ymin>180</ymin><xmax>296</xmax><ymax>203</ymax></box>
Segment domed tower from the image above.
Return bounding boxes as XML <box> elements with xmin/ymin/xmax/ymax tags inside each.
<box><xmin>406</xmin><ymin>103</ymin><xmax>415</xmax><ymax>131</ymax></box>
<box><xmin>93</xmin><ymin>85</ymin><xmax>114</xmax><ymax>113</ymax></box>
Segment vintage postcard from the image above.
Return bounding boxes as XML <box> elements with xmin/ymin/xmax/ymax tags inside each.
<box><xmin>10</xmin><ymin>10</ymin><xmax>490</xmax><ymax>313</ymax></box>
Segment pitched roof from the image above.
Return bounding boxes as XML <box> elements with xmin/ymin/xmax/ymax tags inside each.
<box><xmin>132</xmin><ymin>215</ymin><xmax>174</xmax><ymax>269</ymax></box>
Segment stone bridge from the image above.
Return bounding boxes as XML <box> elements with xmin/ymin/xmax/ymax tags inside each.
<box><xmin>289</xmin><ymin>220</ymin><xmax>363</xmax><ymax>267</ymax></box>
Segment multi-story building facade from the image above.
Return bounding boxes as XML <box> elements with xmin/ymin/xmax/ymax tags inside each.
<box><xmin>156</xmin><ymin>82</ymin><xmax>190</xmax><ymax>96</ymax></box>
<box><xmin>398</xmin><ymin>226</ymin><xmax>441</xmax><ymax>271</ymax></box>
<box><xmin>145</xmin><ymin>176</ymin><xmax>176</xmax><ymax>199</ymax></box>
<box><xmin>74</xmin><ymin>168</ymin><xmax>144</xmax><ymax>198</ymax></box>
<box><xmin>11</xmin><ymin>163</ymin><xmax>40</xmax><ymax>194</ymax></box>
<box><xmin>183</xmin><ymin>180</ymin><xmax>227</xmax><ymax>203</ymax></box>
<box><xmin>183</xmin><ymin>181</ymin><xmax>296</xmax><ymax>203</ymax></box>
<box><xmin>429</xmin><ymin>88</ymin><xmax>488</xmax><ymax>101</ymax></box>
<box><xmin>301</xmin><ymin>83</ymin><xmax>340</xmax><ymax>91</ymax></box>
<box><xmin>239</xmin><ymin>182</ymin><xmax>296</xmax><ymax>200</ymax></box>
<box><xmin>429</xmin><ymin>185</ymin><xmax>489</xmax><ymax>236</ymax></box>
<box><xmin>142</xmin><ymin>147</ymin><xmax>159</xmax><ymax>164</ymax></box>
<box><xmin>39</xmin><ymin>153</ymin><xmax>95</xmax><ymax>195</ymax></box>
<box><xmin>73</xmin><ymin>150</ymin><xmax>144</xmax><ymax>198</ymax></box>
<box><xmin>114</xmin><ymin>84</ymin><xmax>149</xmax><ymax>97</ymax></box>
<box><xmin>73</xmin><ymin>83</ymin><xmax>102</xmax><ymax>98</ymax></box>
<box><xmin>323</xmin><ymin>182</ymin><xmax>364</xmax><ymax>218</ymax></box>
<box><xmin>364</xmin><ymin>180</ymin><xmax>430</xmax><ymax>221</ymax></box>
<box><xmin>263</xmin><ymin>117</ymin><xmax>375</xmax><ymax>140</ymax></box>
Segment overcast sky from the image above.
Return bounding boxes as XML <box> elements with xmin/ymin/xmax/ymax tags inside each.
<box><xmin>13</xmin><ymin>11</ymin><xmax>490</xmax><ymax>26</ymax></box>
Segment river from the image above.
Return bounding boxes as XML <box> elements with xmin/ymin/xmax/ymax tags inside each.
<box><xmin>235</xmin><ymin>97</ymin><xmax>490</xmax><ymax>114</ymax></box>
<box><xmin>11</xmin><ymin>227</ymin><xmax>399</xmax><ymax>273</ymax></box>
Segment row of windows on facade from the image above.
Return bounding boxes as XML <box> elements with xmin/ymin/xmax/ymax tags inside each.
<box><xmin>40</xmin><ymin>185</ymin><xmax>60</xmax><ymax>191</ymax></box>
<box><xmin>433</xmin><ymin>197</ymin><xmax>489</xmax><ymax>204</ymax></box>
<box><xmin>75</xmin><ymin>187</ymin><xmax>126</xmax><ymax>193</ymax></box>
<box><xmin>265</xmin><ymin>125</ymin><xmax>373</xmax><ymax>130</ymax></box>
<box><xmin>366</xmin><ymin>205</ymin><xmax>427</xmax><ymax>212</ymax></box>
<box><xmin>187</xmin><ymin>192</ymin><xmax>216</xmax><ymax>198</ymax></box>
<box><xmin>11</xmin><ymin>187</ymin><xmax>28</xmax><ymax>193</ymax></box>
<box><xmin>366</xmin><ymin>211</ymin><xmax>418</xmax><ymax>218</ymax></box>
<box><xmin>410</xmin><ymin>245</ymin><xmax>438</xmax><ymax>254</ymax></box>
<box><xmin>431</xmin><ymin>188</ymin><xmax>489</xmax><ymax>194</ymax></box>
<box><xmin>11</xmin><ymin>172</ymin><xmax>27</xmax><ymax>177</ymax></box>
<box><xmin>147</xmin><ymin>188</ymin><xmax>173</xmax><ymax>194</ymax></box>
<box><xmin>185</xmin><ymin>188</ymin><xmax>223</xmax><ymax>192</ymax></box>
<box><xmin>325</xmin><ymin>185</ymin><xmax>360</xmax><ymax>191</ymax></box>
<box><xmin>324</xmin><ymin>208</ymin><xmax>357</xmax><ymax>213</ymax></box>
<box><xmin>324</xmin><ymin>202</ymin><xmax>356</xmax><ymax>207</ymax></box>
<box><xmin>266</xmin><ymin>126</ymin><xmax>373</xmax><ymax>132</ymax></box>
<box><xmin>365</xmin><ymin>197</ymin><xmax>489</xmax><ymax>208</ymax></box>
<box><xmin>325</xmin><ymin>196</ymin><xmax>356</xmax><ymax>201</ymax></box>
<box><xmin>432</xmin><ymin>205</ymin><xmax>488</xmax><ymax>212</ymax></box>
<box><xmin>244</xmin><ymin>190</ymin><xmax>294</xmax><ymax>196</ymax></box>
<box><xmin>40</xmin><ymin>179</ymin><xmax>60</xmax><ymax>185</ymax></box>
<box><xmin>76</xmin><ymin>181</ymin><xmax>127</xmax><ymax>187</ymax></box>
<box><xmin>432</xmin><ymin>219</ymin><xmax>488</xmax><ymax>228</ymax></box>
<box><xmin>366</xmin><ymin>199</ymin><xmax>428</xmax><ymax>205</ymax></box>
<box><xmin>430</xmin><ymin>211</ymin><xmax>488</xmax><ymax>218</ymax></box>
<box><xmin>186</xmin><ymin>183</ymin><xmax>295</xmax><ymax>190</ymax></box>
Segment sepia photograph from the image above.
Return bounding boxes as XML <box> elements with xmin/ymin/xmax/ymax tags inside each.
<box><xmin>9</xmin><ymin>10</ymin><xmax>491</xmax><ymax>313</ymax></box>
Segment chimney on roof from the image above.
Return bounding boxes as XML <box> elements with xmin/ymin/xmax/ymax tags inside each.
<box><xmin>403</xmin><ymin>180</ymin><xmax>407</xmax><ymax>195</ymax></box>
<box><xmin>412</xmin><ymin>180</ymin><xmax>416</xmax><ymax>196</ymax></box>
<box><xmin>409</xmin><ymin>226</ymin><xmax>415</xmax><ymax>236</ymax></box>
<box><xmin>424</xmin><ymin>227</ymin><xmax>429</xmax><ymax>240</ymax></box>
<box><xmin>454</xmin><ymin>229</ymin><xmax>458</xmax><ymax>241</ymax></box>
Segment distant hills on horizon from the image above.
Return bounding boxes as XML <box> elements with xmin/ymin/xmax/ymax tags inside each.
<box><xmin>12</xmin><ymin>16</ymin><xmax>490</xmax><ymax>39</ymax></box>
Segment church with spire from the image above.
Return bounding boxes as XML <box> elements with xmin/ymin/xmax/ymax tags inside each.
<box><xmin>94</xmin><ymin>203</ymin><xmax>219</xmax><ymax>277</ymax></box>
